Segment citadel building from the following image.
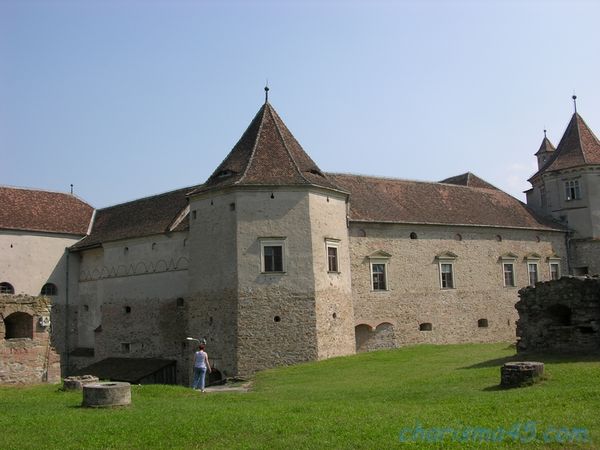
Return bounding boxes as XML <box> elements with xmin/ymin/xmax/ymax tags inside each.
<box><xmin>2</xmin><ymin>95</ymin><xmax>599</xmax><ymax>384</ymax></box>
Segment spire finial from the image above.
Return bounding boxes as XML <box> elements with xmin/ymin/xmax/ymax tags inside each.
<box><xmin>264</xmin><ymin>80</ymin><xmax>269</xmax><ymax>103</ymax></box>
<box><xmin>70</xmin><ymin>183</ymin><xmax>73</xmax><ymax>195</ymax></box>
<box><xmin>572</xmin><ymin>94</ymin><xmax>577</xmax><ymax>113</ymax></box>
<box><xmin>543</xmin><ymin>129</ymin><xmax>547</xmax><ymax>138</ymax></box>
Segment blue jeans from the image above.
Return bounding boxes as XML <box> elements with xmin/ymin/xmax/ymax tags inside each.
<box><xmin>192</xmin><ymin>367</ymin><xmax>207</xmax><ymax>390</ymax></box>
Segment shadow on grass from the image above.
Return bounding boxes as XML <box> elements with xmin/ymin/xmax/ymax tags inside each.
<box><xmin>461</xmin><ymin>348</ymin><xmax>600</xmax><ymax>370</ymax></box>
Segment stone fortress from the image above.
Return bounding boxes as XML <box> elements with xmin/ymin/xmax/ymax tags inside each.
<box><xmin>1</xmin><ymin>93</ymin><xmax>599</xmax><ymax>385</ymax></box>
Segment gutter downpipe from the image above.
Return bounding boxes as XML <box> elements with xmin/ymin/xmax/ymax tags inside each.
<box><xmin>64</xmin><ymin>248</ymin><xmax>70</xmax><ymax>375</ymax></box>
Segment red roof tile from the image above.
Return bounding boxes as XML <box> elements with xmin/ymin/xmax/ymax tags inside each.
<box><xmin>72</xmin><ymin>185</ymin><xmax>199</xmax><ymax>249</ymax></box>
<box><xmin>0</xmin><ymin>186</ymin><xmax>93</xmax><ymax>235</ymax></box>
<box><xmin>328</xmin><ymin>174</ymin><xmax>563</xmax><ymax>231</ymax></box>
<box><xmin>191</xmin><ymin>102</ymin><xmax>343</xmax><ymax>195</ymax></box>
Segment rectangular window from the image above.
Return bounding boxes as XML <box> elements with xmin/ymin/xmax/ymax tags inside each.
<box><xmin>371</xmin><ymin>263</ymin><xmax>387</xmax><ymax>290</ymax></box>
<box><xmin>325</xmin><ymin>239</ymin><xmax>340</xmax><ymax>273</ymax></box>
<box><xmin>550</xmin><ymin>262</ymin><xmax>560</xmax><ymax>281</ymax></box>
<box><xmin>528</xmin><ymin>263</ymin><xmax>538</xmax><ymax>286</ymax></box>
<box><xmin>440</xmin><ymin>263</ymin><xmax>454</xmax><ymax>289</ymax></box>
<box><xmin>503</xmin><ymin>263</ymin><xmax>515</xmax><ymax>287</ymax></box>
<box><xmin>327</xmin><ymin>246</ymin><xmax>338</xmax><ymax>272</ymax></box>
<box><xmin>260</xmin><ymin>238</ymin><xmax>286</xmax><ymax>273</ymax></box>
<box><xmin>565</xmin><ymin>180</ymin><xmax>581</xmax><ymax>201</ymax></box>
<box><xmin>264</xmin><ymin>246</ymin><xmax>283</xmax><ymax>272</ymax></box>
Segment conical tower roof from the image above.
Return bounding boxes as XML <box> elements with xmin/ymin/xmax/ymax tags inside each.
<box><xmin>534</xmin><ymin>136</ymin><xmax>556</xmax><ymax>156</ymax></box>
<box><xmin>191</xmin><ymin>102</ymin><xmax>344</xmax><ymax>194</ymax></box>
<box><xmin>529</xmin><ymin>113</ymin><xmax>600</xmax><ymax>181</ymax></box>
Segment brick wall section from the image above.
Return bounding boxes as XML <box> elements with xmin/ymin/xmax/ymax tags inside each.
<box><xmin>516</xmin><ymin>277</ymin><xmax>600</xmax><ymax>353</ymax></box>
<box><xmin>0</xmin><ymin>294</ymin><xmax>60</xmax><ymax>384</ymax></box>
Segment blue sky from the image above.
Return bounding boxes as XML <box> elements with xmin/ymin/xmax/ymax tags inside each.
<box><xmin>2</xmin><ymin>0</ymin><xmax>599</xmax><ymax>208</ymax></box>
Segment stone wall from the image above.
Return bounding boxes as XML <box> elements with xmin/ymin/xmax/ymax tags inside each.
<box><xmin>0</xmin><ymin>294</ymin><xmax>61</xmax><ymax>384</ymax></box>
<box><xmin>516</xmin><ymin>277</ymin><xmax>600</xmax><ymax>353</ymax></box>
<box><xmin>350</xmin><ymin>223</ymin><xmax>567</xmax><ymax>349</ymax></box>
<box><xmin>571</xmin><ymin>239</ymin><xmax>600</xmax><ymax>276</ymax></box>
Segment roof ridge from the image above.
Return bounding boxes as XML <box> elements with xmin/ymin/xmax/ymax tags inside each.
<box><xmin>268</xmin><ymin>104</ymin><xmax>310</xmax><ymax>184</ymax></box>
<box><xmin>96</xmin><ymin>184</ymin><xmax>200</xmax><ymax>211</ymax></box>
<box><xmin>329</xmin><ymin>172</ymin><xmax>498</xmax><ymax>191</ymax></box>
<box><xmin>237</xmin><ymin>104</ymin><xmax>268</xmax><ymax>185</ymax></box>
<box><xmin>0</xmin><ymin>184</ymin><xmax>92</xmax><ymax>205</ymax></box>
<box><xmin>574</xmin><ymin>113</ymin><xmax>587</xmax><ymax>164</ymax></box>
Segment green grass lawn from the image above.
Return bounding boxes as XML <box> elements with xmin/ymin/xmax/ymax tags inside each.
<box><xmin>1</xmin><ymin>343</ymin><xmax>599</xmax><ymax>449</ymax></box>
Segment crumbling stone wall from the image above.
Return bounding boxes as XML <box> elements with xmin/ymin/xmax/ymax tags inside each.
<box><xmin>0</xmin><ymin>294</ymin><xmax>61</xmax><ymax>384</ymax></box>
<box><xmin>516</xmin><ymin>277</ymin><xmax>600</xmax><ymax>353</ymax></box>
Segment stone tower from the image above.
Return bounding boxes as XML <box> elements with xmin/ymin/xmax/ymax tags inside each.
<box><xmin>527</xmin><ymin>110</ymin><xmax>600</xmax><ymax>275</ymax></box>
<box><xmin>186</xmin><ymin>98</ymin><xmax>355</xmax><ymax>376</ymax></box>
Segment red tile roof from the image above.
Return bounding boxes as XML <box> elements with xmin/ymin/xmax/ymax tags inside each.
<box><xmin>191</xmin><ymin>102</ymin><xmax>344</xmax><ymax>195</ymax></box>
<box><xmin>71</xmin><ymin>185</ymin><xmax>198</xmax><ymax>249</ymax></box>
<box><xmin>439</xmin><ymin>172</ymin><xmax>499</xmax><ymax>190</ymax></box>
<box><xmin>530</xmin><ymin>113</ymin><xmax>600</xmax><ymax>180</ymax></box>
<box><xmin>0</xmin><ymin>186</ymin><xmax>93</xmax><ymax>235</ymax></box>
<box><xmin>328</xmin><ymin>174</ymin><xmax>563</xmax><ymax>231</ymax></box>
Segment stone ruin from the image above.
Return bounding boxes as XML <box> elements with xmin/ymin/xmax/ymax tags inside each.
<box><xmin>0</xmin><ymin>294</ymin><xmax>61</xmax><ymax>384</ymax></box>
<box><xmin>516</xmin><ymin>277</ymin><xmax>600</xmax><ymax>354</ymax></box>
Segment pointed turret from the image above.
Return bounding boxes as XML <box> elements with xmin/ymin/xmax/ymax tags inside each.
<box><xmin>192</xmin><ymin>102</ymin><xmax>343</xmax><ymax>194</ymax></box>
<box><xmin>534</xmin><ymin>132</ymin><xmax>556</xmax><ymax>170</ymax></box>
<box><xmin>530</xmin><ymin>113</ymin><xmax>600</xmax><ymax>180</ymax></box>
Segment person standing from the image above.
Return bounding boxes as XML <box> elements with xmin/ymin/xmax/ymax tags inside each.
<box><xmin>192</xmin><ymin>344</ymin><xmax>211</xmax><ymax>392</ymax></box>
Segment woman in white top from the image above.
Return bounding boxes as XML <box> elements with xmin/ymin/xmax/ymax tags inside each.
<box><xmin>192</xmin><ymin>344</ymin><xmax>212</xmax><ymax>392</ymax></box>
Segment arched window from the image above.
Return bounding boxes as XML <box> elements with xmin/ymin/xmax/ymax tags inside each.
<box><xmin>4</xmin><ymin>312</ymin><xmax>33</xmax><ymax>339</ymax></box>
<box><xmin>410</xmin><ymin>232</ymin><xmax>418</xmax><ymax>240</ymax></box>
<box><xmin>0</xmin><ymin>282</ymin><xmax>14</xmax><ymax>294</ymax></box>
<box><xmin>478</xmin><ymin>318</ymin><xmax>489</xmax><ymax>328</ymax></box>
<box><xmin>41</xmin><ymin>283</ymin><xmax>57</xmax><ymax>296</ymax></box>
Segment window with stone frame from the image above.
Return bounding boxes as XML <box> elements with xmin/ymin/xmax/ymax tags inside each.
<box><xmin>371</xmin><ymin>263</ymin><xmax>387</xmax><ymax>290</ymax></box>
<box><xmin>368</xmin><ymin>251</ymin><xmax>391</xmax><ymax>291</ymax></box>
<box><xmin>528</xmin><ymin>263</ymin><xmax>539</xmax><ymax>286</ymax></box>
<box><xmin>440</xmin><ymin>263</ymin><xmax>454</xmax><ymax>289</ymax></box>
<box><xmin>260</xmin><ymin>238</ymin><xmax>286</xmax><ymax>273</ymax></box>
<box><xmin>325</xmin><ymin>239</ymin><xmax>340</xmax><ymax>273</ymax></box>
<box><xmin>436</xmin><ymin>252</ymin><xmax>457</xmax><ymax>289</ymax></box>
<box><xmin>565</xmin><ymin>179</ymin><xmax>582</xmax><ymax>201</ymax></box>
<box><xmin>550</xmin><ymin>262</ymin><xmax>561</xmax><ymax>281</ymax></box>
<box><xmin>503</xmin><ymin>263</ymin><xmax>515</xmax><ymax>287</ymax></box>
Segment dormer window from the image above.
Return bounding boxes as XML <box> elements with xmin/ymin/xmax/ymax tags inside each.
<box><xmin>306</xmin><ymin>168</ymin><xmax>324</xmax><ymax>177</ymax></box>
<box><xmin>216</xmin><ymin>169</ymin><xmax>234</xmax><ymax>178</ymax></box>
<box><xmin>565</xmin><ymin>180</ymin><xmax>581</xmax><ymax>201</ymax></box>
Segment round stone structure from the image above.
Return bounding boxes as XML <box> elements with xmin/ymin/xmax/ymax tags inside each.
<box><xmin>500</xmin><ymin>361</ymin><xmax>544</xmax><ymax>388</ymax></box>
<box><xmin>82</xmin><ymin>382</ymin><xmax>132</xmax><ymax>408</ymax></box>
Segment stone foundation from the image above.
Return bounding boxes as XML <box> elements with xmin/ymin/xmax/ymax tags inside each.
<box><xmin>501</xmin><ymin>361</ymin><xmax>544</xmax><ymax>388</ymax></box>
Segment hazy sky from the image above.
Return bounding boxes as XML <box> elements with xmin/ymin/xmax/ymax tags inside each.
<box><xmin>2</xmin><ymin>0</ymin><xmax>599</xmax><ymax>208</ymax></box>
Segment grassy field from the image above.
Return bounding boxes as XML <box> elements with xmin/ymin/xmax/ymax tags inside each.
<box><xmin>1</xmin><ymin>343</ymin><xmax>599</xmax><ymax>449</ymax></box>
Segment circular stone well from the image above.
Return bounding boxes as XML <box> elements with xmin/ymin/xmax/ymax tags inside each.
<box><xmin>82</xmin><ymin>382</ymin><xmax>131</xmax><ymax>408</ymax></box>
<box><xmin>500</xmin><ymin>362</ymin><xmax>544</xmax><ymax>388</ymax></box>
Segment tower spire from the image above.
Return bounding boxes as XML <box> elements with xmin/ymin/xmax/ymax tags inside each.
<box><xmin>572</xmin><ymin>94</ymin><xmax>577</xmax><ymax>113</ymax></box>
<box><xmin>264</xmin><ymin>82</ymin><xmax>269</xmax><ymax>104</ymax></box>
